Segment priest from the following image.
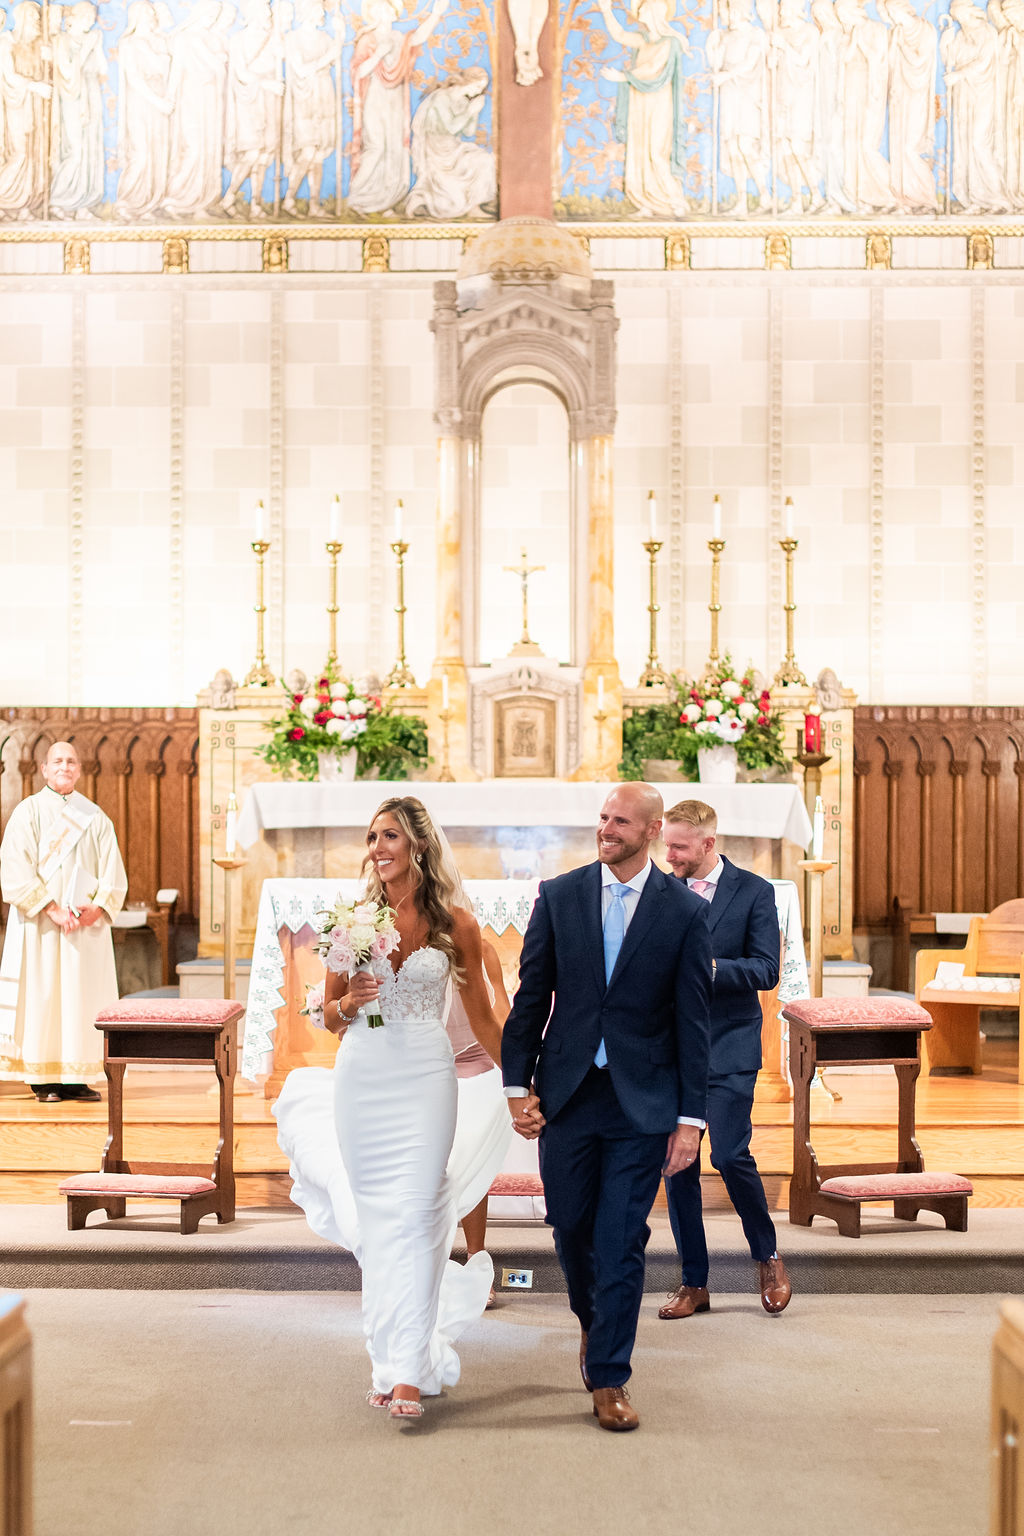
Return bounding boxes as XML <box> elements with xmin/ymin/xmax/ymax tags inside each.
<box><xmin>0</xmin><ymin>742</ymin><xmax>127</xmax><ymax>1103</ymax></box>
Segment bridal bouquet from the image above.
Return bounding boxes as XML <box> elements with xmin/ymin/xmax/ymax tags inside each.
<box><xmin>300</xmin><ymin>979</ymin><xmax>326</xmax><ymax>1031</ymax></box>
<box><xmin>312</xmin><ymin>895</ymin><xmax>402</xmax><ymax>1028</ymax></box>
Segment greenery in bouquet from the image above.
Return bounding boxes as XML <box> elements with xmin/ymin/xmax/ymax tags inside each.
<box><xmin>619</xmin><ymin>658</ymin><xmax>789</xmax><ymax>781</ymax></box>
<box><xmin>258</xmin><ymin>670</ymin><xmax>429</xmax><ymax>782</ymax></box>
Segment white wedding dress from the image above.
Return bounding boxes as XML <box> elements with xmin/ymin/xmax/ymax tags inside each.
<box><xmin>273</xmin><ymin>945</ymin><xmax>509</xmax><ymax>1397</ymax></box>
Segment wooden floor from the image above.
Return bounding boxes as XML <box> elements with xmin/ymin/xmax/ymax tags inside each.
<box><xmin>3</xmin><ymin>1040</ymin><xmax>1023</xmax><ymax>1207</ymax></box>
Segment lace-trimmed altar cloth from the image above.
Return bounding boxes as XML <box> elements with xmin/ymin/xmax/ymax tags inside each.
<box><xmin>240</xmin><ymin>876</ymin><xmax>808</xmax><ymax>1081</ymax></box>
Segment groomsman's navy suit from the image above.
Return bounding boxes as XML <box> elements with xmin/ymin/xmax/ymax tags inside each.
<box><xmin>664</xmin><ymin>855</ymin><xmax>781</xmax><ymax>1285</ymax></box>
<box><xmin>502</xmin><ymin>860</ymin><xmax>711</xmax><ymax>1389</ymax></box>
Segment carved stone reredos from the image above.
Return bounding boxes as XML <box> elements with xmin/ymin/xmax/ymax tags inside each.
<box><xmin>432</xmin><ymin>218</ymin><xmax>617</xmax><ymax>441</ymax></box>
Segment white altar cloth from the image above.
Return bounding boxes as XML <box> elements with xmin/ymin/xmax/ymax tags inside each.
<box><xmin>241</xmin><ymin>875</ymin><xmax>809</xmax><ymax>1080</ymax></box>
<box><xmin>235</xmin><ymin>780</ymin><xmax>813</xmax><ymax>850</ymax></box>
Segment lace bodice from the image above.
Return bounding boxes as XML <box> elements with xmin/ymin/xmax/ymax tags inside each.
<box><xmin>370</xmin><ymin>946</ymin><xmax>450</xmax><ymax>1024</ymax></box>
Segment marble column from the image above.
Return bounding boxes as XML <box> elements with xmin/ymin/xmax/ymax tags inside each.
<box><xmin>573</xmin><ymin>432</ymin><xmax>621</xmax><ymax>780</ymax></box>
<box><xmin>429</xmin><ymin>430</ymin><xmax>475</xmax><ymax>779</ymax></box>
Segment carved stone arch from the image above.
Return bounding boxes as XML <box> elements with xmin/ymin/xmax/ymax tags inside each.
<box><xmin>431</xmin><ymin>221</ymin><xmax>618</xmax><ymax>748</ymax></box>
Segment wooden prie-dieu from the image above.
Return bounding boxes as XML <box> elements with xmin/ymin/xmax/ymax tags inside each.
<box><xmin>784</xmin><ymin>997</ymin><xmax>973</xmax><ymax>1237</ymax></box>
<box><xmin>60</xmin><ymin>1000</ymin><xmax>242</xmax><ymax>1234</ymax></box>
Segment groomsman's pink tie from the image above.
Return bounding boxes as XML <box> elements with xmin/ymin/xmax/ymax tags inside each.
<box><xmin>690</xmin><ymin>879</ymin><xmax>713</xmax><ymax>899</ymax></box>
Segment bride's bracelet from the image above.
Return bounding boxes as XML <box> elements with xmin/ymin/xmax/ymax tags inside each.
<box><xmin>335</xmin><ymin>998</ymin><xmax>358</xmax><ymax>1031</ymax></box>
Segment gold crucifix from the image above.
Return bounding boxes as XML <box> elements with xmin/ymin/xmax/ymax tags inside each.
<box><xmin>504</xmin><ymin>546</ymin><xmax>546</xmax><ymax>657</ymax></box>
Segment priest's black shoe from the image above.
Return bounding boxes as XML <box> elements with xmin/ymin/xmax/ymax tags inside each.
<box><xmin>31</xmin><ymin>1084</ymin><xmax>63</xmax><ymax>1103</ymax></box>
<box><xmin>58</xmin><ymin>1084</ymin><xmax>102</xmax><ymax>1102</ymax></box>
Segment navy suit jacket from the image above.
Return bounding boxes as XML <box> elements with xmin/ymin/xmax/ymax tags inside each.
<box><xmin>700</xmin><ymin>856</ymin><xmax>781</xmax><ymax>1076</ymax></box>
<box><xmin>501</xmin><ymin>860</ymin><xmax>712</xmax><ymax>1134</ymax></box>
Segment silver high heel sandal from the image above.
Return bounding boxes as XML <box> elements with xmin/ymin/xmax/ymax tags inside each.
<box><xmin>366</xmin><ymin>1389</ymin><xmax>392</xmax><ymax>1409</ymax></box>
<box><xmin>388</xmin><ymin>1397</ymin><xmax>425</xmax><ymax>1420</ymax></box>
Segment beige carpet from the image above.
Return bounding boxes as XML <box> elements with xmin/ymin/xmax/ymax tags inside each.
<box><xmin>25</xmin><ymin>1287</ymin><xmax>995</xmax><ymax>1536</ymax></box>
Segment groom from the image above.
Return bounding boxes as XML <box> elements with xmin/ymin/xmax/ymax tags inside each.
<box><xmin>503</xmin><ymin>783</ymin><xmax>711</xmax><ymax>1431</ymax></box>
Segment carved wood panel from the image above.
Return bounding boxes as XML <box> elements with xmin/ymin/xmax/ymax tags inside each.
<box><xmin>0</xmin><ymin>708</ymin><xmax>199</xmax><ymax>916</ymax></box>
<box><xmin>853</xmin><ymin>706</ymin><xmax>1024</xmax><ymax>935</ymax></box>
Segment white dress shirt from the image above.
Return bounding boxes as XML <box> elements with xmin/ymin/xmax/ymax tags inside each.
<box><xmin>507</xmin><ymin>858</ymin><xmax>706</xmax><ymax>1128</ymax></box>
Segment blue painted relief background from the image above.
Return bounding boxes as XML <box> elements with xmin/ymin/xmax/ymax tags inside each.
<box><xmin>0</xmin><ymin>0</ymin><xmax>496</xmax><ymax>222</ymax></box>
<box><xmin>557</xmin><ymin>0</ymin><xmax>1019</xmax><ymax>220</ymax></box>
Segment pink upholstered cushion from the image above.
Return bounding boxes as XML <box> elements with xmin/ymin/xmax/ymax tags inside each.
<box><xmin>95</xmin><ymin>1000</ymin><xmax>244</xmax><ymax>1026</ymax></box>
<box><xmin>59</xmin><ymin>1173</ymin><xmax>217</xmax><ymax>1197</ymax></box>
<box><xmin>781</xmin><ymin>997</ymin><xmax>932</xmax><ymax>1028</ymax></box>
<box><xmin>488</xmin><ymin>1173</ymin><xmax>545</xmax><ymax>1197</ymax></box>
<box><xmin>820</xmin><ymin>1172</ymin><xmax>973</xmax><ymax>1200</ymax></box>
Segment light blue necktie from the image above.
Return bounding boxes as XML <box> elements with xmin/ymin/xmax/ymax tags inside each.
<box><xmin>595</xmin><ymin>884</ymin><xmax>630</xmax><ymax>1068</ymax></box>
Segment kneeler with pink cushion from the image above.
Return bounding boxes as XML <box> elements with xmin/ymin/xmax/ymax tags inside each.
<box><xmin>59</xmin><ymin>999</ymin><xmax>242</xmax><ymax>1235</ymax></box>
<box><xmin>782</xmin><ymin>996</ymin><xmax>972</xmax><ymax>1238</ymax></box>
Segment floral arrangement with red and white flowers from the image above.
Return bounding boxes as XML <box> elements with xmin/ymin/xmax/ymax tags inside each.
<box><xmin>620</xmin><ymin>657</ymin><xmax>789</xmax><ymax>780</ymax></box>
<box><xmin>259</xmin><ymin>668</ymin><xmax>428</xmax><ymax>782</ymax></box>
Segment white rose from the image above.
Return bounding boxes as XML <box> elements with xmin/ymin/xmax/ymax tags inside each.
<box><xmin>325</xmin><ymin>717</ymin><xmax>344</xmax><ymax>736</ymax></box>
<box><xmin>704</xmin><ymin>698</ymin><xmax>724</xmax><ymax>717</ymax></box>
<box><xmin>720</xmin><ymin>679</ymin><xmax>742</xmax><ymax>699</ymax></box>
<box><xmin>683</xmin><ymin>703</ymin><xmax>702</xmax><ymax>724</ymax></box>
<box><xmin>695</xmin><ymin>719</ymin><xmax>718</xmax><ymax>736</ymax></box>
<box><xmin>349</xmin><ymin>923</ymin><xmax>375</xmax><ymax>954</ymax></box>
<box><xmin>348</xmin><ymin>697</ymin><xmax>367</xmax><ymax>716</ymax></box>
<box><xmin>299</xmin><ymin>696</ymin><xmax>318</xmax><ymax>718</ymax></box>
<box><xmin>738</xmin><ymin>701</ymin><xmax>758</xmax><ymax>721</ymax></box>
<box><xmin>352</xmin><ymin>903</ymin><xmax>377</xmax><ymax>924</ymax></box>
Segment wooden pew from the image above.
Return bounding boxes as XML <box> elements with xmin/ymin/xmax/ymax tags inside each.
<box><xmin>915</xmin><ymin>899</ymin><xmax>1024</xmax><ymax>1080</ymax></box>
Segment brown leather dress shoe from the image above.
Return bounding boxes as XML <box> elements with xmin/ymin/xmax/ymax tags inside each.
<box><xmin>658</xmin><ymin>1284</ymin><xmax>711</xmax><ymax>1320</ymax></box>
<box><xmin>592</xmin><ymin>1387</ymin><xmax>639</xmax><ymax>1432</ymax></box>
<box><xmin>579</xmin><ymin>1330</ymin><xmax>592</xmax><ymax>1391</ymax></box>
<box><xmin>758</xmin><ymin>1255</ymin><xmax>792</xmax><ymax>1314</ymax></box>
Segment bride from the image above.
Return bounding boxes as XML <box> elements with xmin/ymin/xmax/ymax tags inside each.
<box><xmin>273</xmin><ymin>796</ymin><xmax>508</xmax><ymax>1422</ymax></box>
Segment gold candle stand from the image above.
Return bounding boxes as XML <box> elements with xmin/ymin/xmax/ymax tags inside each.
<box><xmin>386</xmin><ymin>539</ymin><xmax>415</xmax><ymax>688</ymax></box>
<box><xmin>637</xmin><ymin>540</ymin><xmax>670</xmax><ymax>688</ymax></box>
<box><xmin>325</xmin><ymin>538</ymin><xmax>343</xmax><ymax>674</ymax></box>
<box><xmin>437</xmin><ymin>705</ymin><xmax>454</xmax><ymax>781</ymax></box>
<box><xmin>243</xmin><ymin>534</ymin><xmax>275</xmax><ymax>687</ymax></box>
<box><xmin>594</xmin><ymin>705</ymin><xmax>612</xmax><ymax>782</ymax></box>
<box><xmin>773</xmin><ymin>518</ymin><xmax>808</xmax><ymax>688</ymax></box>
<box><xmin>797</xmin><ymin>857</ymin><xmax>841</xmax><ymax>1102</ymax></box>
<box><xmin>795</xmin><ymin>740</ymin><xmax>832</xmax><ymax>942</ymax></box>
<box><xmin>702</xmin><ymin>535</ymin><xmax>726</xmax><ymax>686</ymax></box>
<box><xmin>212</xmin><ymin>851</ymin><xmax>254</xmax><ymax>1096</ymax></box>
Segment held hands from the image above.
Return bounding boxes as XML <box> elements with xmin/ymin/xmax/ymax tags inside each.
<box><xmin>508</xmin><ymin>1093</ymin><xmax>545</xmax><ymax>1141</ymax></box>
<box><xmin>77</xmin><ymin>904</ymin><xmax>104</xmax><ymax>929</ymax></box>
<box><xmin>663</xmin><ymin>1124</ymin><xmax>700</xmax><ymax>1178</ymax></box>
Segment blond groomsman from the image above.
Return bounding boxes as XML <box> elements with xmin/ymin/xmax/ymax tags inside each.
<box><xmin>0</xmin><ymin>743</ymin><xmax>127</xmax><ymax>1103</ymax></box>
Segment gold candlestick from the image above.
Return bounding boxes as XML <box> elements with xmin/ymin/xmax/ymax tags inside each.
<box><xmin>243</xmin><ymin>534</ymin><xmax>275</xmax><ymax>687</ymax></box>
<box><xmin>797</xmin><ymin>857</ymin><xmax>841</xmax><ymax>1102</ymax></box>
<box><xmin>213</xmin><ymin>853</ymin><xmax>247</xmax><ymax>1001</ymax></box>
<box><xmin>773</xmin><ymin>509</ymin><xmax>808</xmax><ymax>688</ymax></box>
<box><xmin>437</xmin><ymin>706</ymin><xmax>454</xmax><ymax>781</ymax></box>
<box><xmin>594</xmin><ymin>706</ymin><xmax>611</xmax><ymax>782</ymax></box>
<box><xmin>701</xmin><ymin>535</ymin><xmax>726</xmax><ymax>687</ymax></box>
<box><xmin>637</xmin><ymin>540</ymin><xmax>671</xmax><ymax>688</ymax></box>
<box><xmin>325</xmin><ymin>538</ymin><xmax>343</xmax><ymax>674</ymax></box>
<box><xmin>386</xmin><ymin>539</ymin><xmax>415</xmax><ymax>687</ymax></box>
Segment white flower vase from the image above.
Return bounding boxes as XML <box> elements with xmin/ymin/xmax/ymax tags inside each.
<box><xmin>317</xmin><ymin>747</ymin><xmax>358</xmax><ymax>782</ymax></box>
<box><xmin>697</xmin><ymin>744</ymin><xmax>738</xmax><ymax>784</ymax></box>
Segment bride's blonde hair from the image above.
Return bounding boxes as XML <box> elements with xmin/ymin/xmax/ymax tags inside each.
<box><xmin>362</xmin><ymin>796</ymin><xmax>465</xmax><ymax>983</ymax></box>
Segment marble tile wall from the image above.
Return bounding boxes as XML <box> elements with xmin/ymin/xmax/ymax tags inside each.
<box><xmin>0</xmin><ymin>270</ymin><xmax>1021</xmax><ymax>708</ymax></box>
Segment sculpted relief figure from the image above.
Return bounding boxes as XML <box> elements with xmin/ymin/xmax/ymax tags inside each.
<box><xmin>596</xmin><ymin>0</ymin><xmax>691</xmax><ymax>217</ymax></box>
<box><xmin>997</xmin><ymin>0</ymin><xmax>1024</xmax><ymax>206</ymax></box>
<box><xmin>882</xmin><ymin>0</ymin><xmax>937</xmax><ymax>212</ymax></box>
<box><xmin>115</xmin><ymin>0</ymin><xmax>173</xmax><ymax>220</ymax></box>
<box><xmin>834</xmin><ymin>0</ymin><xmax>894</xmax><ymax>211</ymax></box>
<box><xmin>708</xmin><ymin>0</ymin><xmax>770</xmax><ymax>214</ymax></box>
<box><xmin>221</xmin><ymin>0</ymin><xmax>285</xmax><ymax>217</ymax></box>
<box><xmin>163</xmin><ymin>0</ymin><xmax>229</xmax><ymax>217</ymax></box>
<box><xmin>0</xmin><ymin>2</ymin><xmax>51</xmax><ymax>220</ymax></box>
<box><xmin>811</xmin><ymin>0</ymin><xmax>853</xmax><ymax>209</ymax></box>
<box><xmin>942</xmin><ymin>0</ymin><xmax>1010</xmax><ymax>210</ymax></box>
<box><xmin>406</xmin><ymin>67</ymin><xmax>495</xmax><ymax>217</ymax></box>
<box><xmin>348</xmin><ymin>0</ymin><xmax>449</xmax><ymax>217</ymax></box>
<box><xmin>49</xmin><ymin>1</ymin><xmax>107</xmax><ymax>218</ymax></box>
<box><xmin>769</xmin><ymin>0</ymin><xmax>825</xmax><ymax>212</ymax></box>
<box><xmin>507</xmin><ymin>0</ymin><xmax>547</xmax><ymax>86</ymax></box>
<box><xmin>282</xmin><ymin>0</ymin><xmax>344</xmax><ymax>217</ymax></box>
